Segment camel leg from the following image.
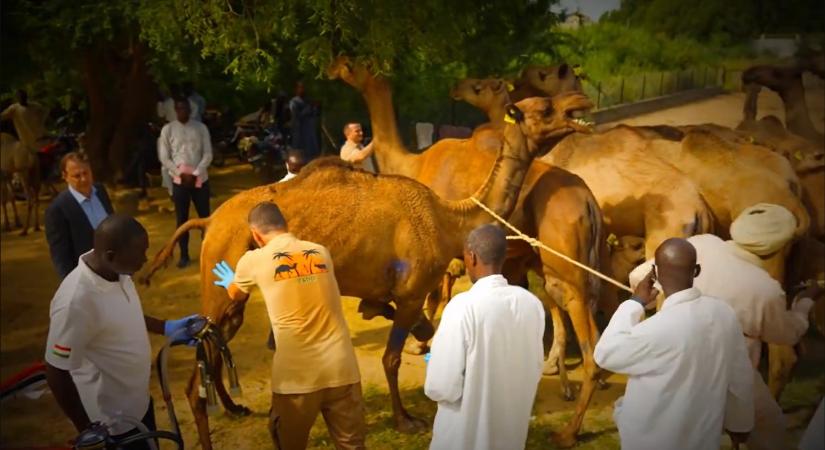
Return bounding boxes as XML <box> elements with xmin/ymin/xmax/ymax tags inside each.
<box><xmin>383</xmin><ymin>304</ymin><xmax>427</xmax><ymax>433</ymax></box>
<box><xmin>18</xmin><ymin>178</ymin><xmax>30</xmax><ymax>236</ymax></box>
<box><xmin>9</xmin><ymin>187</ymin><xmax>21</xmax><ymax>228</ymax></box>
<box><xmin>2</xmin><ymin>196</ymin><xmax>9</xmax><ymax>231</ymax></box>
<box><xmin>551</xmin><ymin>300</ymin><xmax>599</xmax><ymax>448</ymax></box>
<box><xmin>768</xmin><ymin>344</ymin><xmax>797</xmax><ymax>399</ymax></box>
<box><xmin>547</xmin><ymin>302</ymin><xmax>573</xmax><ymax>400</ymax></box>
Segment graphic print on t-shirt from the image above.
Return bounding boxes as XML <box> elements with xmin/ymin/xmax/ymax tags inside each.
<box><xmin>272</xmin><ymin>248</ymin><xmax>329</xmax><ymax>281</ymax></box>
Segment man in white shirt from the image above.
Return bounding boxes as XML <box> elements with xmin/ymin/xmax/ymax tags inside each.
<box><xmin>1</xmin><ymin>89</ymin><xmax>47</xmax><ymax>151</ymax></box>
<box><xmin>595</xmin><ymin>238</ymin><xmax>754</xmax><ymax>450</ymax></box>
<box><xmin>278</xmin><ymin>150</ymin><xmax>306</xmax><ymax>183</ymax></box>
<box><xmin>628</xmin><ymin>231</ymin><xmax>817</xmax><ymax>450</ymax></box>
<box><xmin>45</xmin><ymin>214</ymin><xmax>200</xmax><ymax>449</ymax></box>
<box><xmin>158</xmin><ymin>99</ymin><xmax>213</xmax><ymax>268</ymax></box>
<box><xmin>339</xmin><ymin>123</ymin><xmax>375</xmax><ymax>173</ymax></box>
<box><xmin>425</xmin><ymin>224</ymin><xmax>545</xmax><ymax>450</ymax></box>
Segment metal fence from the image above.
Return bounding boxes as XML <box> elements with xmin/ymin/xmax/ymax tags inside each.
<box><xmin>581</xmin><ymin>66</ymin><xmax>745</xmax><ymax>110</ymax></box>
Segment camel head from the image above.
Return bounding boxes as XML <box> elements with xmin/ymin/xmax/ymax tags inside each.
<box><xmin>511</xmin><ymin>91</ymin><xmax>593</xmax><ymax>156</ymax></box>
<box><xmin>326</xmin><ymin>56</ymin><xmax>377</xmax><ymax>91</ymax></box>
<box><xmin>519</xmin><ymin>63</ymin><xmax>583</xmax><ymax>96</ymax></box>
<box><xmin>450</xmin><ymin>78</ymin><xmax>510</xmax><ymax>109</ymax></box>
<box><xmin>742</xmin><ymin>65</ymin><xmax>803</xmax><ymax>94</ymax></box>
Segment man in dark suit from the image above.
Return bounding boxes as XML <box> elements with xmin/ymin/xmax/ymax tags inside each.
<box><xmin>45</xmin><ymin>152</ymin><xmax>114</xmax><ymax>279</ymax></box>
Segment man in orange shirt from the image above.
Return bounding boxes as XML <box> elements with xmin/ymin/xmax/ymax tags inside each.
<box><xmin>212</xmin><ymin>201</ymin><xmax>365</xmax><ymax>449</ymax></box>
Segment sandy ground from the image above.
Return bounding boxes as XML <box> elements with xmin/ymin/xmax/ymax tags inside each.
<box><xmin>2</xmin><ymin>86</ymin><xmax>824</xmax><ymax>449</ymax></box>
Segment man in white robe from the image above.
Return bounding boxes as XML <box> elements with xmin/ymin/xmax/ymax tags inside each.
<box><xmin>628</xmin><ymin>207</ymin><xmax>817</xmax><ymax>450</ymax></box>
<box><xmin>596</xmin><ymin>238</ymin><xmax>754</xmax><ymax>450</ymax></box>
<box><xmin>425</xmin><ymin>224</ymin><xmax>545</xmax><ymax>450</ymax></box>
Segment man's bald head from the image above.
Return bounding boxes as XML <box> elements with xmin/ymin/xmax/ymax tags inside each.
<box><xmin>653</xmin><ymin>238</ymin><xmax>700</xmax><ymax>297</ymax></box>
<box><xmin>94</xmin><ymin>214</ymin><xmax>147</xmax><ymax>253</ymax></box>
<box><xmin>93</xmin><ymin>214</ymin><xmax>149</xmax><ymax>275</ymax></box>
<box><xmin>464</xmin><ymin>224</ymin><xmax>507</xmax><ymax>282</ymax></box>
<box><xmin>286</xmin><ymin>149</ymin><xmax>306</xmax><ymax>174</ymax></box>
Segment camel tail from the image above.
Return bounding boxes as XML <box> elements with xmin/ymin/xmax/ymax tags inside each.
<box><xmin>138</xmin><ymin>217</ymin><xmax>211</xmax><ymax>285</ymax></box>
<box><xmin>585</xmin><ymin>196</ymin><xmax>603</xmax><ymax>315</ymax></box>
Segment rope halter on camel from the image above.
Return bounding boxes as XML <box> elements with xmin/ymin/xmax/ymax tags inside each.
<box><xmin>470</xmin><ymin>196</ymin><xmax>634</xmax><ymax>294</ymax></box>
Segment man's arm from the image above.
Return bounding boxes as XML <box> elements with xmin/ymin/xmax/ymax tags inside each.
<box><xmin>144</xmin><ymin>315</ymin><xmax>166</xmax><ymax>335</ymax></box>
<box><xmin>45</xmin><ymin>204</ymin><xmax>75</xmax><ymax>279</ymax></box>
<box><xmin>213</xmin><ymin>259</ymin><xmax>251</xmax><ymax>302</ymax></box>
<box><xmin>0</xmin><ymin>104</ymin><xmax>15</xmax><ymax>120</ymax></box>
<box><xmin>424</xmin><ymin>301</ymin><xmax>468</xmax><ymax>403</ymax></box>
<box><xmin>593</xmin><ymin>300</ymin><xmax>661</xmax><ymax>375</ymax></box>
<box><xmin>45</xmin><ymin>363</ymin><xmax>91</xmax><ymax>432</ymax></box>
<box><xmin>758</xmin><ymin>288</ymin><xmax>814</xmax><ymax>346</ymax></box>
<box><xmin>157</xmin><ymin>125</ymin><xmax>179</xmax><ymax>177</ymax></box>
<box><xmin>194</xmin><ymin>124</ymin><xmax>213</xmax><ymax>178</ymax></box>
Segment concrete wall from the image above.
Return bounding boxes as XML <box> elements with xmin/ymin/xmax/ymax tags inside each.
<box><xmin>592</xmin><ymin>87</ymin><xmax>725</xmax><ymax>124</ymax></box>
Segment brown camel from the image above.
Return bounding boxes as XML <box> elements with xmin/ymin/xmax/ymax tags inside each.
<box><xmin>509</xmin><ymin>64</ymin><xmax>583</xmax><ymax>102</ymax></box>
<box><xmin>328</xmin><ymin>58</ymin><xmax>607</xmax><ymax>446</ymax></box>
<box><xmin>741</xmin><ymin>64</ymin><xmax>824</xmax><ymax>143</ymax></box>
<box><xmin>0</xmin><ymin>132</ymin><xmax>40</xmax><ymax>235</ymax></box>
<box><xmin>140</xmin><ymin>93</ymin><xmax>592</xmax><ymax>450</ymax></box>
<box><xmin>738</xmin><ymin>82</ymin><xmax>825</xmax><ymax>240</ymax></box>
<box><xmin>628</xmin><ymin>125</ymin><xmax>809</xmax><ymax>281</ymax></box>
<box><xmin>545</xmin><ymin>127</ymin><xmax>715</xmax><ymax>257</ymax></box>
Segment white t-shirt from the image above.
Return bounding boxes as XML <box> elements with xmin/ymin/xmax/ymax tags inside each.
<box><xmin>45</xmin><ymin>252</ymin><xmax>151</xmax><ymax>435</ymax></box>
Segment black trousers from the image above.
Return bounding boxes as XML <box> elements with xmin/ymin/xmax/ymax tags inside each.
<box><xmin>110</xmin><ymin>397</ymin><xmax>157</xmax><ymax>450</ymax></box>
<box><xmin>172</xmin><ymin>181</ymin><xmax>211</xmax><ymax>259</ymax></box>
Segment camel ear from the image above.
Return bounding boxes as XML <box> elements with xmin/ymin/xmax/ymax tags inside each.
<box><xmin>558</xmin><ymin>63</ymin><xmax>570</xmax><ymax>79</ymax></box>
<box><xmin>504</xmin><ymin>103</ymin><xmax>524</xmax><ymax>123</ymax></box>
<box><xmin>538</xmin><ymin>70</ymin><xmax>548</xmax><ymax>82</ymax></box>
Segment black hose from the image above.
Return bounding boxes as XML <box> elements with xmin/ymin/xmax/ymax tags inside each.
<box><xmin>114</xmin><ymin>430</ymin><xmax>183</xmax><ymax>449</ymax></box>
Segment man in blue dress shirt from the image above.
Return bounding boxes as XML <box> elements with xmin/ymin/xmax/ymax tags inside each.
<box><xmin>45</xmin><ymin>152</ymin><xmax>114</xmax><ymax>279</ymax></box>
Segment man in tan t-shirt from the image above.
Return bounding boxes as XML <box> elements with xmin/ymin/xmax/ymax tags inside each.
<box><xmin>339</xmin><ymin>122</ymin><xmax>375</xmax><ymax>173</ymax></box>
<box><xmin>212</xmin><ymin>201</ymin><xmax>365</xmax><ymax>450</ymax></box>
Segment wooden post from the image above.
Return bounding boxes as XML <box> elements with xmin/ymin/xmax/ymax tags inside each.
<box><xmin>641</xmin><ymin>73</ymin><xmax>646</xmax><ymax>99</ymax></box>
<box><xmin>619</xmin><ymin>77</ymin><xmax>625</xmax><ymax>104</ymax></box>
<box><xmin>660</xmin><ymin>71</ymin><xmax>665</xmax><ymax>96</ymax></box>
<box><xmin>596</xmin><ymin>81</ymin><xmax>601</xmax><ymax>109</ymax></box>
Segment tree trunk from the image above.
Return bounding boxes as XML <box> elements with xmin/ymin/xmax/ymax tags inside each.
<box><xmin>81</xmin><ymin>38</ymin><xmax>156</xmax><ymax>180</ymax></box>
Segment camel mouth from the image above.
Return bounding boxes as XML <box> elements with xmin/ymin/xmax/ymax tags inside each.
<box><xmin>563</xmin><ymin>103</ymin><xmax>595</xmax><ymax>132</ymax></box>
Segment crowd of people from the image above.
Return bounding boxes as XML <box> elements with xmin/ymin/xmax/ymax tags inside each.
<box><xmin>2</xmin><ymin>81</ymin><xmax>823</xmax><ymax>450</ymax></box>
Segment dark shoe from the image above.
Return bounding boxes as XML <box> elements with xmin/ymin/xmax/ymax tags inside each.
<box><xmin>177</xmin><ymin>257</ymin><xmax>191</xmax><ymax>268</ymax></box>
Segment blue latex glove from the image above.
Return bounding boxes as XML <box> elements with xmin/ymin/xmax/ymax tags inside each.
<box><xmin>164</xmin><ymin>314</ymin><xmax>201</xmax><ymax>346</ymax></box>
<box><xmin>212</xmin><ymin>260</ymin><xmax>235</xmax><ymax>290</ymax></box>
<box><xmin>424</xmin><ymin>352</ymin><xmax>432</xmax><ymax>364</ymax></box>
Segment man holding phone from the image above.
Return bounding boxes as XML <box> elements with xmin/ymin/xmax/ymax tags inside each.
<box><xmin>158</xmin><ymin>98</ymin><xmax>213</xmax><ymax>268</ymax></box>
<box><xmin>594</xmin><ymin>238</ymin><xmax>754</xmax><ymax>450</ymax></box>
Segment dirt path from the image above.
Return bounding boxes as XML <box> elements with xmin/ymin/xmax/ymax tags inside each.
<box><xmin>3</xmin><ymin>84</ymin><xmax>824</xmax><ymax>448</ymax></box>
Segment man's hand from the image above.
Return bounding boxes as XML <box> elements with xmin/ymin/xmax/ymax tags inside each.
<box><xmin>164</xmin><ymin>314</ymin><xmax>203</xmax><ymax>346</ymax></box>
<box><xmin>212</xmin><ymin>260</ymin><xmax>235</xmax><ymax>290</ymax></box>
<box><xmin>725</xmin><ymin>429</ymin><xmax>749</xmax><ymax>448</ymax></box>
<box><xmin>796</xmin><ymin>280</ymin><xmax>824</xmax><ymax>301</ymax></box>
<box><xmin>632</xmin><ymin>267</ymin><xmax>659</xmax><ymax>309</ymax></box>
<box><xmin>180</xmin><ymin>173</ymin><xmax>197</xmax><ymax>188</ymax></box>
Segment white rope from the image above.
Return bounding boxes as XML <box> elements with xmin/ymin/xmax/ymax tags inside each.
<box><xmin>470</xmin><ymin>196</ymin><xmax>633</xmax><ymax>293</ymax></box>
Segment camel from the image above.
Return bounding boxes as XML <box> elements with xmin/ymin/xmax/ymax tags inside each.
<box><xmin>544</xmin><ymin>127</ymin><xmax>715</xmax><ymax>257</ymax></box>
<box><xmin>140</xmin><ymin>93</ymin><xmax>593</xmax><ymax>450</ymax></box>
<box><xmin>741</xmin><ymin>64</ymin><xmax>824</xmax><ymax>143</ymax></box>
<box><xmin>0</xmin><ymin>132</ymin><xmax>40</xmax><ymax>235</ymax></box>
<box><xmin>328</xmin><ymin>58</ymin><xmax>606</xmax><ymax>447</ymax></box>
<box><xmin>509</xmin><ymin>64</ymin><xmax>583</xmax><ymax>102</ymax></box>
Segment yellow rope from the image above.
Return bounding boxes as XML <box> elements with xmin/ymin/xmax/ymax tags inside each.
<box><xmin>470</xmin><ymin>196</ymin><xmax>633</xmax><ymax>293</ymax></box>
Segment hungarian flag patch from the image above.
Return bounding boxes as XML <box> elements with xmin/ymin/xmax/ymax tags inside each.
<box><xmin>51</xmin><ymin>344</ymin><xmax>71</xmax><ymax>358</ymax></box>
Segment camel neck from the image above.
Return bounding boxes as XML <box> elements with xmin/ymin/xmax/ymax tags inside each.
<box><xmin>361</xmin><ymin>77</ymin><xmax>421</xmax><ymax>177</ymax></box>
<box><xmin>443</xmin><ymin>124</ymin><xmax>532</xmax><ymax>245</ymax></box>
<box><xmin>779</xmin><ymin>81</ymin><xmax>820</xmax><ymax>140</ymax></box>
<box><xmin>485</xmin><ymin>102</ymin><xmax>507</xmax><ymax>126</ymax></box>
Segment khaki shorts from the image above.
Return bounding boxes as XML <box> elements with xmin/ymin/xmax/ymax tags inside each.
<box><xmin>270</xmin><ymin>382</ymin><xmax>366</xmax><ymax>450</ymax></box>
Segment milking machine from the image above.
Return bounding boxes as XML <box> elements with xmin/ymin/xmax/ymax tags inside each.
<box><xmin>72</xmin><ymin>316</ymin><xmax>240</xmax><ymax>450</ymax></box>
